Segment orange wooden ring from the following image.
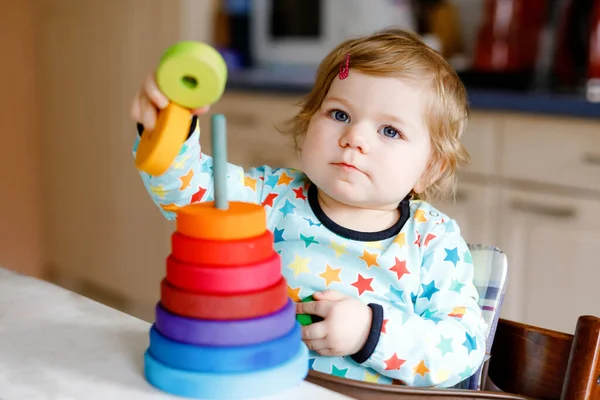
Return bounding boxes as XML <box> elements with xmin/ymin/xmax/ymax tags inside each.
<box><xmin>171</xmin><ymin>230</ymin><xmax>274</xmax><ymax>266</ymax></box>
<box><xmin>136</xmin><ymin>102</ymin><xmax>193</xmax><ymax>176</ymax></box>
<box><xmin>165</xmin><ymin>252</ymin><xmax>281</xmax><ymax>294</ymax></box>
<box><xmin>160</xmin><ymin>277</ymin><xmax>288</xmax><ymax>320</ymax></box>
<box><xmin>176</xmin><ymin>201</ymin><xmax>266</xmax><ymax>240</ymax></box>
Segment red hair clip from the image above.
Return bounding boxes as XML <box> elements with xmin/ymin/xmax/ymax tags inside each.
<box><xmin>339</xmin><ymin>52</ymin><xmax>350</xmax><ymax>80</ymax></box>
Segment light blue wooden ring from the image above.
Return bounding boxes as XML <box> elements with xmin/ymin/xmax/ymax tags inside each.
<box><xmin>148</xmin><ymin>322</ymin><xmax>301</xmax><ymax>373</ymax></box>
<box><xmin>144</xmin><ymin>343</ymin><xmax>309</xmax><ymax>399</ymax></box>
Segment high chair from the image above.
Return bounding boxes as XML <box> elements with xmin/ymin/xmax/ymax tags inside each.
<box><xmin>306</xmin><ymin>244</ymin><xmax>512</xmax><ymax>399</ymax></box>
<box><xmin>485</xmin><ymin>315</ymin><xmax>600</xmax><ymax>400</ymax></box>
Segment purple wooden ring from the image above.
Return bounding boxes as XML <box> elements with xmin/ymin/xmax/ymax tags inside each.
<box><xmin>155</xmin><ymin>299</ymin><xmax>296</xmax><ymax>346</ymax></box>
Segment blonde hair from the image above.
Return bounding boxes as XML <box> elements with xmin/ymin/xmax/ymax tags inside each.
<box><xmin>280</xmin><ymin>28</ymin><xmax>470</xmax><ymax>201</ymax></box>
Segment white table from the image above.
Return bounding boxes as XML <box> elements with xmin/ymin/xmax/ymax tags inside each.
<box><xmin>0</xmin><ymin>267</ymin><xmax>354</xmax><ymax>400</ymax></box>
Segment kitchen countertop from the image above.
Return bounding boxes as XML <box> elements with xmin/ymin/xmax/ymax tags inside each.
<box><xmin>0</xmin><ymin>267</ymin><xmax>353</xmax><ymax>400</ymax></box>
<box><xmin>226</xmin><ymin>68</ymin><xmax>600</xmax><ymax>120</ymax></box>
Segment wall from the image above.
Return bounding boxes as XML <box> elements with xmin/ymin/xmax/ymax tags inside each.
<box><xmin>0</xmin><ymin>0</ymin><xmax>43</xmax><ymax>278</ymax></box>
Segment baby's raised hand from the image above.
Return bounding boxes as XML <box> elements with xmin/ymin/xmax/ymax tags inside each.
<box><xmin>296</xmin><ymin>290</ymin><xmax>372</xmax><ymax>357</ymax></box>
<box><xmin>130</xmin><ymin>72</ymin><xmax>210</xmax><ymax>131</ymax></box>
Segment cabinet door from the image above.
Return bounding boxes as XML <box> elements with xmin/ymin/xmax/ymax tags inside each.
<box><xmin>198</xmin><ymin>92</ymin><xmax>302</xmax><ymax>169</ymax></box>
<box><xmin>496</xmin><ymin>189</ymin><xmax>600</xmax><ymax>333</ymax></box>
<box><xmin>37</xmin><ymin>0</ymin><xmax>191</xmax><ymax>314</ymax></box>
<box><xmin>430</xmin><ymin>182</ymin><xmax>500</xmax><ymax>246</ymax></box>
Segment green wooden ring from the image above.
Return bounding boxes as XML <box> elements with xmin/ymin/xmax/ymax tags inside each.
<box><xmin>296</xmin><ymin>295</ymin><xmax>325</xmax><ymax>326</ymax></box>
<box><xmin>156</xmin><ymin>41</ymin><xmax>227</xmax><ymax>109</ymax></box>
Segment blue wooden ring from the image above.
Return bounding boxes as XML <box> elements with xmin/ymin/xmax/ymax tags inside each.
<box><xmin>148</xmin><ymin>322</ymin><xmax>301</xmax><ymax>373</ymax></box>
<box><xmin>144</xmin><ymin>343</ymin><xmax>309</xmax><ymax>399</ymax></box>
<box><xmin>155</xmin><ymin>299</ymin><xmax>296</xmax><ymax>346</ymax></box>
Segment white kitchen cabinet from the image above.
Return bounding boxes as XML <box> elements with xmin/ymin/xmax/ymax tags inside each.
<box><xmin>34</xmin><ymin>0</ymin><xmax>600</xmax><ymax>333</ymax></box>
<box><xmin>494</xmin><ymin>188</ymin><xmax>600</xmax><ymax>333</ymax></box>
<box><xmin>36</xmin><ymin>0</ymin><xmax>219</xmax><ymax>318</ymax></box>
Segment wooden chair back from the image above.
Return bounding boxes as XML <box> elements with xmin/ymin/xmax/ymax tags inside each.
<box><xmin>486</xmin><ymin>315</ymin><xmax>600</xmax><ymax>400</ymax></box>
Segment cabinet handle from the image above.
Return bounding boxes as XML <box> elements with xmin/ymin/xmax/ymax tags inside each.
<box><xmin>225</xmin><ymin>112</ymin><xmax>259</xmax><ymax>127</ymax></box>
<box><xmin>510</xmin><ymin>200</ymin><xmax>576</xmax><ymax>219</ymax></box>
<box><xmin>582</xmin><ymin>152</ymin><xmax>600</xmax><ymax>167</ymax></box>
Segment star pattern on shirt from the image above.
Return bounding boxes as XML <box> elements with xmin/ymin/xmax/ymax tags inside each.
<box><xmin>278</xmin><ymin>199</ymin><xmax>297</xmax><ymax>217</ymax></box>
<box><xmin>389</xmin><ymin>257</ymin><xmax>410</xmax><ymax>280</ymax></box>
<box><xmin>244</xmin><ymin>176</ymin><xmax>256</xmax><ymax>191</ymax></box>
<box><xmin>300</xmin><ymin>234</ymin><xmax>319</xmax><ymax>248</ymax></box>
<box><xmin>277</xmin><ymin>172</ymin><xmax>294</xmax><ymax>186</ymax></box>
<box><xmin>393</xmin><ymin>232</ymin><xmax>406</xmax><ymax>248</ymax></box>
<box><xmin>359</xmin><ymin>250</ymin><xmax>379</xmax><ymax>268</ymax></box>
<box><xmin>179</xmin><ymin>169</ymin><xmax>193</xmax><ymax>190</ymax></box>
<box><xmin>413</xmin><ymin>360</ymin><xmax>430</xmax><ymax>377</ymax></box>
<box><xmin>287</xmin><ymin>285</ymin><xmax>301</xmax><ymax>302</ymax></box>
<box><xmin>444</xmin><ymin>247</ymin><xmax>460</xmax><ymax>266</ymax></box>
<box><xmin>191</xmin><ymin>187</ymin><xmax>206</xmax><ymax>203</ymax></box>
<box><xmin>288</xmin><ymin>254</ymin><xmax>310</xmax><ymax>277</ymax></box>
<box><xmin>319</xmin><ymin>264</ymin><xmax>341</xmax><ymax>287</ymax></box>
<box><xmin>384</xmin><ymin>353</ymin><xmax>406</xmax><ymax>370</ymax></box>
<box><xmin>414</xmin><ymin>209</ymin><xmax>428</xmax><ymax>222</ymax></box>
<box><xmin>262</xmin><ymin>193</ymin><xmax>278</xmax><ymax>207</ymax></box>
<box><xmin>329</xmin><ymin>240</ymin><xmax>347</xmax><ymax>258</ymax></box>
<box><xmin>293</xmin><ymin>187</ymin><xmax>307</xmax><ymax>200</ymax></box>
<box><xmin>137</xmin><ymin>150</ymin><xmax>486</xmax><ymax>389</ymax></box>
<box><xmin>273</xmin><ymin>228</ymin><xmax>285</xmax><ymax>243</ymax></box>
<box><xmin>351</xmin><ymin>274</ymin><xmax>374</xmax><ymax>296</ymax></box>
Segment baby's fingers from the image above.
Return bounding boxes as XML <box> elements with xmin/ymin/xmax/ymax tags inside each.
<box><xmin>143</xmin><ymin>72</ymin><xmax>169</xmax><ymax>109</ymax></box>
<box><xmin>130</xmin><ymin>91</ymin><xmax>142</xmax><ymax>123</ymax></box>
<box><xmin>140</xmin><ymin>94</ymin><xmax>158</xmax><ymax>131</ymax></box>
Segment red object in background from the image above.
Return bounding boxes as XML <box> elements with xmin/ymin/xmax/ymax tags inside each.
<box><xmin>588</xmin><ymin>0</ymin><xmax>600</xmax><ymax>79</ymax></box>
<box><xmin>472</xmin><ymin>0</ymin><xmax>547</xmax><ymax>73</ymax></box>
<box><xmin>553</xmin><ymin>0</ymin><xmax>600</xmax><ymax>87</ymax></box>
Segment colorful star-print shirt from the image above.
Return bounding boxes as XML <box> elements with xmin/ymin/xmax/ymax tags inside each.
<box><xmin>132</xmin><ymin>127</ymin><xmax>487</xmax><ymax>388</ymax></box>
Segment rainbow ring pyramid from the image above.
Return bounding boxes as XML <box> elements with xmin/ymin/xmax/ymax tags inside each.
<box><xmin>139</xmin><ymin>41</ymin><xmax>309</xmax><ymax>399</ymax></box>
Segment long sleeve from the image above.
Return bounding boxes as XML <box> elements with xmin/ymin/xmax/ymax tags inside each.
<box><xmin>132</xmin><ymin>122</ymin><xmax>282</xmax><ymax>220</ymax></box>
<box><xmin>358</xmin><ymin>219</ymin><xmax>488</xmax><ymax>387</ymax></box>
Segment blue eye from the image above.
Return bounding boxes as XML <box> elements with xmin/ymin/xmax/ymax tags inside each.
<box><xmin>379</xmin><ymin>126</ymin><xmax>401</xmax><ymax>139</ymax></box>
<box><xmin>329</xmin><ymin>110</ymin><xmax>350</xmax><ymax>123</ymax></box>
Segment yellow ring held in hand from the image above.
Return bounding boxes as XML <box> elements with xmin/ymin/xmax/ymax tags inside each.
<box><xmin>176</xmin><ymin>201</ymin><xmax>266</xmax><ymax>240</ymax></box>
<box><xmin>135</xmin><ymin>103</ymin><xmax>193</xmax><ymax>176</ymax></box>
<box><xmin>156</xmin><ymin>41</ymin><xmax>228</xmax><ymax>109</ymax></box>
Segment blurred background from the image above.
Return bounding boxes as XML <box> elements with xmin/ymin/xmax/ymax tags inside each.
<box><xmin>1</xmin><ymin>0</ymin><xmax>599</xmax><ymax>335</ymax></box>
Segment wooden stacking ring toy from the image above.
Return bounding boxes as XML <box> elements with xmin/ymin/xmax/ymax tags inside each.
<box><xmin>148</xmin><ymin>323</ymin><xmax>301</xmax><ymax>373</ymax></box>
<box><xmin>156</xmin><ymin>41</ymin><xmax>227</xmax><ymax>109</ymax></box>
<box><xmin>135</xmin><ymin>103</ymin><xmax>193</xmax><ymax>176</ymax></box>
<box><xmin>176</xmin><ymin>201</ymin><xmax>266</xmax><ymax>240</ymax></box>
<box><xmin>160</xmin><ymin>277</ymin><xmax>288</xmax><ymax>320</ymax></box>
<box><xmin>144</xmin><ymin>344</ymin><xmax>309</xmax><ymax>399</ymax></box>
<box><xmin>170</xmin><ymin>230</ymin><xmax>274</xmax><ymax>266</ymax></box>
<box><xmin>165</xmin><ymin>252</ymin><xmax>281</xmax><ymax>294</ymax></box>
<box><xmin>135</xmin><ymin>41</ymin><xmax>227</xmax><ymax>176</ymax></box>
<box><xmin>296</xmin><ymin>294</ymin><xmax>325</xmax><ymax>326</ymax></box>
<box><xmin>154</xmin><ymin>300</ymin><xmax>296</xmax><ymax>347</ymax></box>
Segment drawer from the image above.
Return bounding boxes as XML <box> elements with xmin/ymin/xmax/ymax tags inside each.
<box><xmin>501</xmin><ymin>115</ymin><xmax>600</xmax><ymax>192</ymax></box>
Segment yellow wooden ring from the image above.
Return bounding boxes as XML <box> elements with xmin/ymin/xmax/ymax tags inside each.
<box><xmin>135</xmin><ymin>103</ymin><xmax>193</xmax><ymax>176</ymax></box>
<box><xmin>156</xmin><ymin>41</ymin><xmax>227</xmax><ymax>109</ymax></box>
<box><xmin>176</xmin><ymin>201</ymin><xmax>266</xmax><ymax>240</ymax></box>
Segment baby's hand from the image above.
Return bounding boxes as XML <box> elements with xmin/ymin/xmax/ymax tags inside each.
<box><xmin>296</xmin><ymin>290</ymin><xmax>372</xmax><ymax>357</ymax></box>
<box><xmin>130</xmin><ymin>72</ymin><xmax>211</xmax><ymax>131</ymax></box>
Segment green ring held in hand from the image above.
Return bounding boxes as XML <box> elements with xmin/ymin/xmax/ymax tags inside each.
<box><xmin>296</xmin><ymin>295</ymin><xmax>324</xmax><ymax>326</ymax></box>
<box><xmin>156</xmin><ymin>41</ymin><xmax>227</xmax><ymax>109</ymax></box>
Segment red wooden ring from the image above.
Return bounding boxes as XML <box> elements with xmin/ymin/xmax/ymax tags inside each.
<box><xmin>166</xmin><ymin>252</ymin><xmax>281</xmax><ymax>294</ymax></box>
<box><xmin>160</xmin><ymin>277</ymin><xmax>288</xmax><ymax>320</ymax></box>
<box><xmin>171</xmin><ymin>231</ymin><xmax>274</xmax><ymax>266</ymax></box>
